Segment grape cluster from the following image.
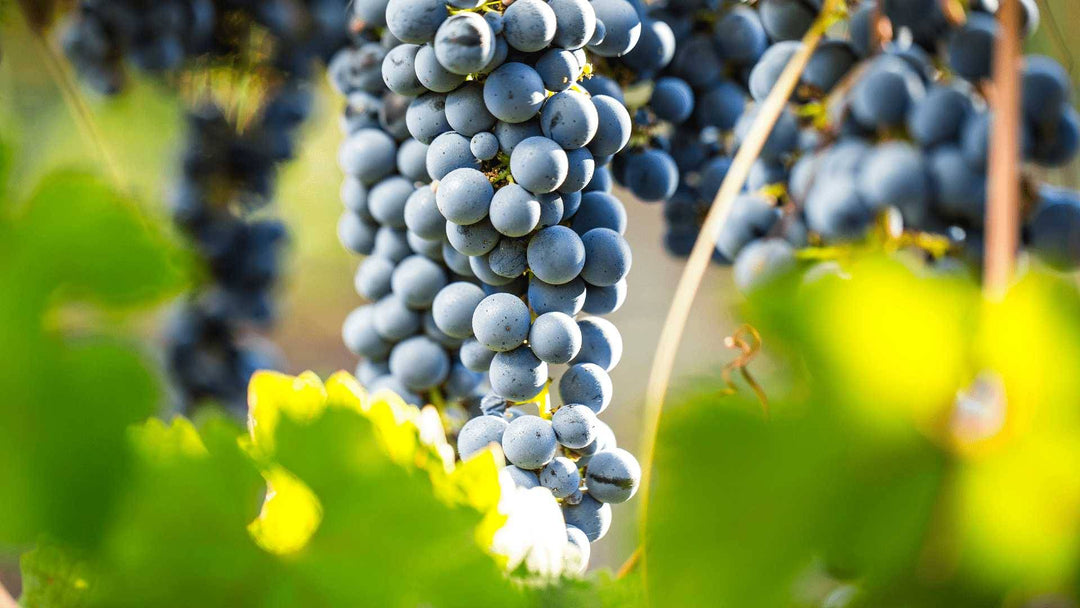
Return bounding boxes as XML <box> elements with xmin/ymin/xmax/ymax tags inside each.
<box><xmin>62</xmin><ymin>0</ymin><xmax>350</xmax><ymax>94</ymax></box>
<box><xmin>594</xmin><ymin>0</ymin><xmax>1080</xmax><ymax>287</ymax></box>
<box><xmin>61</xmin><ymin>2</ymin><xmax>351</xmax><ymax>411</ymax></box>
<box><xmin>165</xmin><ymin>83</ymin><xmax>312</xmax><ymax>412</ymax></box>
<box><xmin>332</xmin><ymin>33</ymin><xmax>491</xmax><ymax>411</ymax></box>
<box><xmin>335</xmin><ymin>0</ymin><xmax>644</xmax><ymax>571</ymax></box>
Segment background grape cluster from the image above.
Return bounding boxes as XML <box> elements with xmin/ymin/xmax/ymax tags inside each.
<box><xmin>594</xmin><ymin>0</ymin><xmax>1080</xmax><ymax>289</ymax></box>
<box><xmin>64</xmin><ymin>0</ymin><xmax>350</xmax><ymax>412</ymax></box>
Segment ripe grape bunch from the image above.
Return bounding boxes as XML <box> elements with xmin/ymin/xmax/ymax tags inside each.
<box><xmin>337</xmin><ymin>0</ymin><xmax>644</xmax><ymax>571</ymax></box>
<box><xmin>593</xmin><ymin>0</ymin><xmax>1080</xmax><ymax>288</ymax></box>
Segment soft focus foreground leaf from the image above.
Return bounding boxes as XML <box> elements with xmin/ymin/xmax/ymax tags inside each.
<box><xmin>646</xmin><ymin>257</ymin><xmax>1080</xmax><ymax>606</ymax></box>
<box><xmin>0</xmin><ymin>171</ymin><xmax>186</xmax><ymax>548</ymax></box>
<box><xmin>751</xmin><ymin>256</ymin><xmax>978</xmax><ymax>436</ymax></box>
<box><xmin>645</xmin><ymin>394</ymin><xmax>945</xmax><ymax>608</ymax></box>
<box><xmin>955</xmin><ymin>273</ymin><xmax>1080</xmax><ymax>589</ymax></box>
<box><xmin>84</xmin><ymin>416</ymin><xmax>274</xmax><ymax>607</ymax></box>
<box><xmin>265</xmin><ymin>374</ymin><xmax>524</xmax><ymax>607</ymax></box>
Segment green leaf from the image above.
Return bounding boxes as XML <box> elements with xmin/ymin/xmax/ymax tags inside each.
<box><xmin>645</xmin><ymin>391</ymin><xmax>946</xmax><ymax>608</ymax></box>
<box><xmin>0</xmin><ymin>170</ymin><xmax>187</xmax><ymax>549</ymax></box>
<box><xmin>267</xmin><ymin>403</ymin><xmax>525</xmax><ymax>607</ymax></box>
<box><xmin>79</xmin><ymin>415</ymin><xmax>275</xmax><ymax>608</ymax></box>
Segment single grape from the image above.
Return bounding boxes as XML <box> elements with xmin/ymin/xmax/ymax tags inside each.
<box><xmin>650</xmin><ymin>77</ymin><xmax>695</xmax><ymax>124</ymax></box>
<box><xmin>343</xmin><ymin>305</ymin><xmax>392</xmax><ymax>359</ymax></box>
<box><xmin>382</xmin><ymin>43</ymin><xmax>425</xmax><ymax>96</ymax></box>
<box><xmin>580</xmin><ymin>228</ymin><xmax>632</xmax><ymax>287</ymax></box>
<box><xmin>385</xmin><ymin>0</ymin><xmax>447</xmax><ymax>44</ymax></box>
<box><xmin>587</xmin><ymin>0</ymin><xmax>642</xmax><ymax>57</ymax></box>
<box><xmin>414</xmin><ymin>43</ymin><xmax>467</xmax><ymax>93</ymax></box>
<box><xmin>373</xmin><ymin>226</ymin><xmax>413</xmax><ymax>263</ymax></box>
<box><xmin>511</xmin><ymin>136</ymin><xmax>570</xmax><ymax>194</ymax></box>
<box><xmin>427</xmin><ymin>131</ymin><xmax>480</xmax><ymax>181</ymax></box>
<box><xmin>536</xmin><ymin>48</ymin><xmax>582</xmax><ymax>92</ymax></box>
<box><xmin>948</xmin><ymin>12</ymin><xmax>996</xmax><ymax>82</ymax></box>
<box><xmin>434</xmin><ymin>12</ymin><xmax>496</xmax><ymax>76</ymax></box>
<box><xmin>561</xmin><ymin>148</ymin><xmax>596</xmax><ymax>195</ymax></box>
<box><xmin>583</xmin><ymin>280</ymin><xmax>627</xmax><ymax>315</ymax></box>
<box><xmin>406</xmin><ymin>92</ymin><xmax>451</xmax><ymax>145</ymax></box>
<box><xmin>552</xmin><ymin>404</ymin><xmax>598</xmax><ymax>449</ymax></box>
<box><xmin>529</xmin><ymin>312</ymin><xmax>583</xmax><ymax>365</ymax></box>
<box><xmin>490</xmin><ymin>184</ymin><xmax>542</xmax><ymax>238</ymax></box>
<box><xmin>501</xmin><ymin>415</ymin><xmax>557</xmax><ymax>469</ymax></box>
<box><xmin>338</xmin><ymin>212</ymin><xmax>378</xmax><ymax>255</ymax></box>
<box><xmin>403</xmin><ymin>186</ymin><xmax>445</xmax><ymax>241</ymax></box>
<box><xmin>396</xmin><ymin>139</ymin><xmax>430</xmax><ymax>183</ymax></box>
<box><xmin>368</xmin><ymin>176</ymin><xmax>414</xmax><ymax>229</ymax></box>
<box><xmin>571</xmin><ymin>191</ymin><xmax>627</xmax><ymax>235</ymax></box>
<box><xmin>559</xmin><ymin>363</ymin><xmax>612</xmax><ymax>414</ymax></box>
<box><xmin>528</xmin><ymin>276</ymin><xmax>587</xmax><ymax>316</ymax></box>
<box><xmin>473</xmin><ymin>292</ymin><xmax>532</xmax><ymax>352</ymax></box>
<box><xmin>484</xmin><ymin>62</ymin><xmax>547</xmax><ymax>124</ymax></box>
<box><xmin>716</xmin><ymin>194</ymin><xmax>782</xmax><ymax>261</ymax></box>
<box><xmin>471</xmin><ymin>131</ymin><xmax>500</xmax><ymax>161</ymax></box>
<box><xmin>458</xmin><ymin>415</ymin><xmax>510</xmax><ymax>461</ymax></box>
<box><xmin>622</xmin><ymin>17</ymin><xmax>676</xmax><ymax>76</ymax></box>
<box><xmin>528</xmin><ymin>226</ymin><xmax>586</xmax><ymax>285</ymax></box>
<box><xmin>907</xmin><ymin>84</ymin><xmax>974</xmax><ymax>148</ymax></box>
<box><xmin>584</xmin><ymin>448</ymin><xmax>641</xmax><ymax>504</ymax></box>
<box><xmin>624</xmin><ymin>149</ymin><xmax>678</xmax><ymax>202</ymax></box>
<box><xmin>561</xmin><ymin>494</ymin><xmax>611</xmax><ymax>542</ymax></box>
<box><xmin>1027</xmin><ymin>189</ymin><xmax>1080</xmax><ymax>270</ymax></box>
<box><xmin>855</xmin><ymin>141</ymin><xmax>931</xmax><ymax>227</ymax></box>
<box><xmin>436</xmin><ymin>168</ymin><xmax>494</xmax><ymax>226</ymax></box>
<box><xmin>572</xmin><ymin>317</ymin><xmax>622</xmax><ymax>372</ymax></box>
<box><xmin>748</xmin><ymin>40</ymin><xmax>801</xmax><ymax>102</ymax></box>
<box><xmin>339</xmin><ymin>128</ymin><xmax>397</xmax><ymax>183</ymax></box>
<box><xmin>588</xmin><ymin>95</ymin><xmax>633</xmax><ymax>157</ymax></box>
<box><xmin>488</xmin><ymin>237</ymin><xmax>529</xmax><ymax>278</ymax></box>
<box><xmin>540</xmin><ymin>457</ymin><xmax>582</xmax><ymax>498</ymax></box>
<box><xmin>373</xmin><ymin>294</ymin><xmax>422</xmax><ymax>341</ymax></box>
<box><xmin>389</xmin><ymin>335</ymin><xmax>451</xmax><ymax>391</ymax></box>
<box><xmin>446</xmin><ymin>218</ymin><xmax>500</xmax><ymax>256</ymax></box>
<box><xmin>713</xmin><ymin>6</ymin><xmax>768</xmax><ymax>66</ymax></box>
<box><xmin>549</xmin><ymin>0</ymin><xmax>597</xmax><ymax>50</ymax></box>
<box><xmin>355</xmin><ymin>255</ymin><xmax>396</xmax><ymax>301</ymax></box>
<box><xmin>503</xmin><ymin>0</ymin><xmax>558</xmax><ymax>52</ymax></box>
<box><xmin>541</xmin><ymin>90</ymin><xmax>599</xmax><ymax>150</ymax></box>
<box><xmin>446</xmin><ymin>82</ymin><xmax>497</xmax><ymax>137</ymax></box>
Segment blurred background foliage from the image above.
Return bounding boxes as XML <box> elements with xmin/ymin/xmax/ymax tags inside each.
<box><xmin>2</xmin><ymin>1</ymin><xmax>1080</xmax><ymax>606</ymax></box>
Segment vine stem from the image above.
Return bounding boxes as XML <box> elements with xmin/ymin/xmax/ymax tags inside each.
<box><xmin>983</xmin><ymin>0</ymin><xmax>1022</xmax><ymax>299</ymax></box>
<box><xmin>20</xmin><ymin>7</ymin><xmax>128</xmax><ymax>192</ymax></box>
<box><xmin>633</xmin><ymin>0</ymin><xmax>842</xmax><ymax>590</ymax></box>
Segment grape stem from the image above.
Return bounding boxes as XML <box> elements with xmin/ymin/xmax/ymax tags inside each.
<box><xmin>634</xmin><ymin>0</ymin><xmax>843</xmax><ymax>588</ymax></box>
<box><xmin>983</xmin><ymin>0</ymin><xmax>1022</xmax><ymax>299</ymax></box>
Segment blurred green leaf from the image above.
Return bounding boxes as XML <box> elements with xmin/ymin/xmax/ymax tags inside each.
<box><xmin>81</xmin><ymin>416</ymin><xmax>276</xmax><ymax>607</ymax></box>
<box><xmin>0</xmin><ymin>170</ymin><xmax>187</xmax><ymax>549</ymax></box>
<box><xmin>645</xmin><ymin>393</ymin><xmax>945</xmax><ymax>608</ymax></box>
